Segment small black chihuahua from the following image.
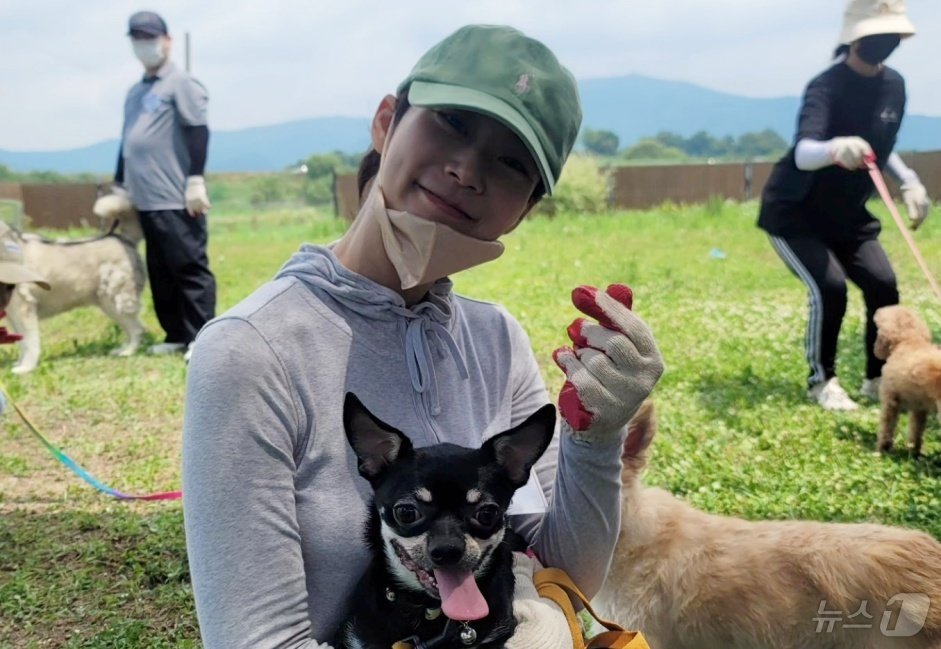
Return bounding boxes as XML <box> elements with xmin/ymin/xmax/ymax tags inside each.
<box><xmin>337</xmin><ymin>393</ymin><xmax>556</xmax><ymax>649</ymax></box>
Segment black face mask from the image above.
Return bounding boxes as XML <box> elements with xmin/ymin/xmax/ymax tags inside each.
<box><xmin>856</xmin><ymin>33</ymin><xmax>901</xmax><ymax>65</ymax></box>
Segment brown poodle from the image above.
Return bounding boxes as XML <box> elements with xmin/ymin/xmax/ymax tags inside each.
<box><xmin>873</xmin><ymin>305</ymin><xmax>941</xmax><ymax>456</ymax></box>
<box><xmin>593</xmin><ymin>402</ymin><xmax>941</xmax><ymax>649</ymax></box>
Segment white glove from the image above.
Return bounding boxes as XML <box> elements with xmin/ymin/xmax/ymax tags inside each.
<box><xmin>505</xmin><ymin>553</ymin><xmax>574</xmax><ymax>649</ymax></box>
<box><xmin>185</xmin><ymin>175</ymin><xmax>211</xmax><ymax>216</ymax></box>
<box><xmin>92</xmin><ymin>185</ymin><xmax>134</xmax><ymax>220</ymax></box>
<box><xmin>901</xmin><ymin>181</ymin><xmax>930</xmax><ymax>230</ymax></box>
<box><xmin>553</xmin><ymin>285</ymin><xmax>664</xmax><ymax>442</ymax></box>
<box><xmin>828</xmin><ymin>136</ymin><xmax>873</xmax><ymax>170</ymax></box>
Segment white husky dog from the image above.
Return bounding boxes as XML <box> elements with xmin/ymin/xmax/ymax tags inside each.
<box><xmin>5</xmin><ymin>192</ymin><xmax>146</xmax><ymax>373</ymax></box>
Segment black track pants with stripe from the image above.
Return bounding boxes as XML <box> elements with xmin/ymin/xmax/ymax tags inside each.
<box><xmin>768</xmin><ymin>234</ymin><xmax>898</xmax><ymax>387</ymax></box>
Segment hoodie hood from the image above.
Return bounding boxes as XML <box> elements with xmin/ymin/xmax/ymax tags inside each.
<box><xmin>276</xmin><ymin>244</ymin><xmax>469</xmax><ymax>414</ymax></box>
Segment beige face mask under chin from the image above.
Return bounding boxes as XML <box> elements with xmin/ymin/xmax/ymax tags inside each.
<box><xmin>361</xmin><ymin>182</ymin><xmax>504</xmax><ymax>290</ymax></box>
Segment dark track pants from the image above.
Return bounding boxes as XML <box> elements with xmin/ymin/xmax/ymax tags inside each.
<box><xmin>768</xmin><ymin>234</ymin><xmax>898</xmax><ymax>386</ymax></box>
<box><xmin>139</xmin><ymin>209</ymin><xmax>216</xmax><ymax>345</ymax></box>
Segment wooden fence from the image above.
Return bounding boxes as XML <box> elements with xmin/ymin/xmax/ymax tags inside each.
<box><xmin>608</xmin><ymin>150</ymin><xmax>941</xmax><ymax>210</ymax></box>
<box><xmin>4</xmin><ymin>151</ymin><xmax>939</xmax><ymax>229</ymax></box>
<box><xmin>0</xmin><ymin>182</ymin><xmax>101</xmax><ymax>230</ymax></box>
<box><xmin>334</xmin><ymin>172</ymin><xmax>360</xmax><ymax>222</ymax></box>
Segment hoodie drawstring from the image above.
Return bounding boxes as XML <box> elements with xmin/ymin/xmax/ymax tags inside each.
<box><xmin>405</xmin><ymin>318</ymin><xmax>469</xmax><ymax>416</ymax></box>
<box><xmin>277</xmin><ymin>245</ymin><xmax>471</xmax><ymax>416</ymax></box>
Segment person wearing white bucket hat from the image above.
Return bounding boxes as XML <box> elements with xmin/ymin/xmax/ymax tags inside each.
<box><xmin>758</xmin><ymin>0</ymin><xmax>932</xmax><ymax>411</ymax></box>
<box><xmin>838</xmin><ymin>0</ymin><xmax>915</xmax><ymax>46</ymax></box>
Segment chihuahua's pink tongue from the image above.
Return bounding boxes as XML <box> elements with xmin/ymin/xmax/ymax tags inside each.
<box><xmin>434</xmin><ymin>568</ymin><xmax>489</xmax><ymax>621</ymax></box>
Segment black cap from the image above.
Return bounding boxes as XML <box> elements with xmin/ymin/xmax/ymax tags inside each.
<box><xmin>128</xmin><ymin>11</ymin><xmax>168</xmax><ymax>37</ymax></box>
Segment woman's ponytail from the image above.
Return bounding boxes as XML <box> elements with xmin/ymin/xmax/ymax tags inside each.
<box><xmin>833</xmin><ymin>43</ymin><xmax>850</xmax><ymax>60</ymax></box>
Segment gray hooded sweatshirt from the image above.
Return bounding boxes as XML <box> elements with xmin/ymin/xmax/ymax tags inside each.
<box><xmin>182</xmin><ymin>245</ymin><xmax>624</xmax><ymax>649</ymax></box>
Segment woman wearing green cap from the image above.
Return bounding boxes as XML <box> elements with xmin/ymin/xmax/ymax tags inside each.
<box><xmin>758</xmin><ymin>0</ymin><xmax>931</xmax><ymax>412</ymax></box>
<box><xmin>182</xmin><ymin>24</ymin><xmax>662</xmax><ymax>649</ymax></box>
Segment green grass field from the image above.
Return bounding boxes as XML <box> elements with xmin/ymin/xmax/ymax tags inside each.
<box><xmin>1</xmin><ymin>201</ymin><xmax>939</xmax><ymax>647</ymax></box>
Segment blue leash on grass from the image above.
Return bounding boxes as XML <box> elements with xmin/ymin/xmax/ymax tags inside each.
<box><xmin>0</xmin><ymin>379</ymin><xmax>181</xmax><ymax>501</ymax></box>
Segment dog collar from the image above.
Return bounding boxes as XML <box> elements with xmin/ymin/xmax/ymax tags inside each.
<box><xmin>393</xmin><ymin>618</ymin><xmax>479</xmax><ymax>649</ymax></box>
<box><xmin>385</xmin><ymin>586</ymin><xmax>442</xmax><ymax>620</ymax></box>
<box><xmin>384</xmin><ymin>584</ymin><xmax>480</xmax><ymax>647</ymax></box>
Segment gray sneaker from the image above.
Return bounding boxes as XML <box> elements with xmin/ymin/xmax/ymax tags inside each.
<box><xmin>808</xmin><ymin>378</ymin><xmax>859</xmax><ymax>411</ymax></box>
<box><xmin>148</xmin><ymin>342</ymin><xmax>187</xmax><ymax>356</ymax></box>
<box><xmin>183</xmin><ymin>342</ymin><xmax>194</xmax><ymax>364</ymax></box>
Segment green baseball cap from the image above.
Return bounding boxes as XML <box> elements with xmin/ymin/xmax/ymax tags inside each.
<box><xmin>398</xmin><ymin>24</ymin><xmax>582</xmax><ymax>195</ymax></box>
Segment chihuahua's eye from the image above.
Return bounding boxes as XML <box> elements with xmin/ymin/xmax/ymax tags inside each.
<box><xmin>474</xmin><ymin>504</ymin><xmax>501</xmax><ymax>528</ymax></box>
<box><xmin>393</xmin><ymin>503</ymin><xmax>421</xmax><ymax>526</ymax></box>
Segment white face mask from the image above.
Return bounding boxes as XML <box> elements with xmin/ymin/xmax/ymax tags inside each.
<box><xmin>132</xmin><ymin>38</ymin><xmax>165</xmax><ymax>68</ymax></box>
<box><xmin>361</xmin><ymin>183</ymin><xmax>504</xmax><ymax>290</ymax></box>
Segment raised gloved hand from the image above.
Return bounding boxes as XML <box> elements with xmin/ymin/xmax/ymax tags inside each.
<box><xmin>0</xmin><ymin>311</ymin><xmax>22</xmax><ymax>345</ymax></box>
<box><xmin>901</xmin><ymin>181</ymin><xmax>931</xmax><ymax>230</ymax></box>
<box><xmin>553</xmin><ymin>285</ymin><xmax>663</xmax><ymax>442</ymax></box>
<box><xmin>92</xmin><ymin>184</ymin><xmax>134</xmax><ymax>221</ymax></box>
<box><xmin>828</xmin><ymin>136</ymin><xmax>874</xmax><ymax>170</ymax></box>
<box><xmin>185</xmin><ymin>176</ymin><xmax>211</xmax><ymax>217</ymax></box>
<box><xmin>505</xmin><ymin>552</ymin><xmax>574</xmax><ymax>649</ymax></box>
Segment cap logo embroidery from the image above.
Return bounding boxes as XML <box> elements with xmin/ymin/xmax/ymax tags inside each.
<box><xmin>4</xmin><ymin>241</ymin><xmax>19</xmax><ymax>254</ymax></box>
<box><xmin>514</xmin><ymin>73</ymin><xmax>531</xmax><ymax>95</ymax></box>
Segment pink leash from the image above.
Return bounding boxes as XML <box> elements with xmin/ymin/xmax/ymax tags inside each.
<box><xmin>866</xmin><ymin>158</ymin><xmax>941</xmax><ymax>303</ymax></box>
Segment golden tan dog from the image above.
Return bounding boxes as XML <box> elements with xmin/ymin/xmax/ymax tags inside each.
<box><xmin>593</xmin><ymin>402</ymin><xmax>941</xmax><ymax>649</ymax></box>
<box><xmin>4</xmin><ymin>195</ymin><xmax>145</xmax><ymax>374</ymax></box>
<box><xmin>873</xmin><ymin>305</ymin><xmax>941</xmax><ymax>456</ymax></box>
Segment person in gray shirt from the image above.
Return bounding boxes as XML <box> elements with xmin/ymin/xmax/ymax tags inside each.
<box><xmin>95</xmin><ymin>10</ymin><xmax>216</xmax><ymax>362</ymax></box>
<box><xmin>183</xmin><ymin>25</ymin><xmax>664</xmax><ymax>649</ymax></box>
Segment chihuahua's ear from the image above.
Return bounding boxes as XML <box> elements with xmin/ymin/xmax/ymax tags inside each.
<box><xmin>484</xmin><ymin>404</ymin><xmax>555</xmax><ymax>488</ymax></box>
<box><xmin>343</xmin><ymin>393</ymin><xmax>413</xmax><ymax>482</ymax></box>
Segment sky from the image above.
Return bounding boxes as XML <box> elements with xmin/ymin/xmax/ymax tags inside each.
<box><xmin>2</xmin><ymin>0</ymin><xmax>940</xmax><ymax>151</ymax></box>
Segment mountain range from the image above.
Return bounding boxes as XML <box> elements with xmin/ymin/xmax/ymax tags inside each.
<box><xmin>3</xmin><ymin>74</ymin><xmax>940</xmax><ymax>174</ymax></box>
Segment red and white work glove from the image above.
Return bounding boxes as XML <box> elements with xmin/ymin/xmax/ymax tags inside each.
<box><xmin>828</xmin><ymin>136</ymin><xmax>873</xmax><ymax>170</ymax></box>
<box><xmin>0</xmin><ymin>311</ymin><xmax>22</xmax><ymax>344</ymax></box>
<box><xmin>185</xmin><ymin>176</ymin><xmax>211</xmax><ymax>217</ymax></box>
<box><xmin>553</xmin><ymin>285</ymin><xmax>663</xmax><ymax>441</ymax></box>
<box><xmin>900</xmin><ymin>181</ymin><xmax>931</xmax><ymax>230</ymax></box>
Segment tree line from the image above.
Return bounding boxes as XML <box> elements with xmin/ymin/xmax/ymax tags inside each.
<box><xmin>295</xmin><ymin>127</ymin><xmax>789</xmax><ymax>182</ymax></box>
<box><xmin>0</xmin><ymin>164</ymin><xmax>99</xmax><ymax>184</ymax></box>
<box><xmin>582</xmin><ymin>128</ymin><xmax>789</xmax><ymax>161</ymax></box>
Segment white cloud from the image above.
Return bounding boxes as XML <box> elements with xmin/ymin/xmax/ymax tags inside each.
<box><xmin>1</xmin><ymin>0</ymin><xmax>938</xmax><ymax>151</ymax></box>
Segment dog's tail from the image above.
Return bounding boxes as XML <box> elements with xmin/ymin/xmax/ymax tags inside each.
<box><xmin>621</xmin><ymin>400</ymin><xmax>656</xmax><ymax>481</ymax></box>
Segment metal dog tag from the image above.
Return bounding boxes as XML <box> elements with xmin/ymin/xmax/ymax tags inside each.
<box><xmin>459</xmin><ymin>622</ymin><xmax>477</xmax><ymax>645</ymax></box>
